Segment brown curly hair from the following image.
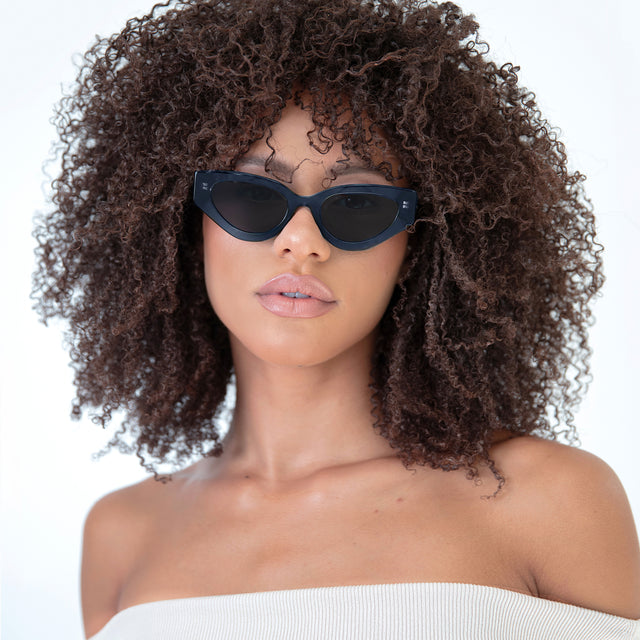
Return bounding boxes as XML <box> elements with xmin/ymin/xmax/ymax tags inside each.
<box><xmin>32</xmin><ymin>0</ymin><xmax>603</xmax><ymax>487</ymax></box>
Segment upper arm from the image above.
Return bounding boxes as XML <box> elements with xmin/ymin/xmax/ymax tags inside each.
<box><xmin>509</xmin><ymin>442</ymin><xmax>640</xmax><ymax>619</ymax></box>
<box><xmin>81</xmin><ymin>489</ymin><xmax>145</xmax><ymax>638</ymax></box>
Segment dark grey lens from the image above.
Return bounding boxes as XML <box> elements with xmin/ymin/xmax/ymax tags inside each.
<box><xmin>321</xmin><ymin>193</ymin><xmax>398</xmax><ymax>242</ymax></box>
<box><xmin>211</xmin><ymin>181</ymin><xmax>287</xmax><ymax>233</ymax></box>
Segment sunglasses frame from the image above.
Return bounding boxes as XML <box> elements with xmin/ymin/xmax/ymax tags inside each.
<box><xmin>193</xmin><ymin>170</ymin><xmax>417</xmax><ymax>251</ymax></box>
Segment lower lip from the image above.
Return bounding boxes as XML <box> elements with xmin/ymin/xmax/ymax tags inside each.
<box><xmin>257</xmin><ymin>294</ymin><xmax>336</xmax><ymax>318</ymax></box>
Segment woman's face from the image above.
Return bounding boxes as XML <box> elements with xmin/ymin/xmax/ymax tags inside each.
<box><xmin>202</xmin><ymin>101</ymin><xmax>409</xmax><ymax>368</ymax></box>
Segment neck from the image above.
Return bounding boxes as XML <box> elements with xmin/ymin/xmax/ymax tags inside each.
<box><xmin>219</xmin><ymin>334</ymin><xmax>395</xmax><ymax>485</ymax></box>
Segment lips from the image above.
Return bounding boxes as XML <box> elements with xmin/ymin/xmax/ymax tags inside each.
<box><xmin>256</xmin><ymin>274</ymin><xmax>336</xmax><ymax>318</ymax></box>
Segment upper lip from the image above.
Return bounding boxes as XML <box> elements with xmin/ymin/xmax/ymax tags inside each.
<box><xmin>257</xmin><ymin>274</ymin><xmax>336</xmax><ymax>302</ymax></box>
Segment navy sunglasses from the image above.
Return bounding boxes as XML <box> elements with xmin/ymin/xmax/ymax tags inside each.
<box><xmin>193</xmin><ymin>170</ymin><xmax>417</xmax><ymax>251</ymax></box>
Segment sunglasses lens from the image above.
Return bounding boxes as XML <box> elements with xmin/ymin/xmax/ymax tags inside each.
<box><xmin>321</xmin><ymin>193</ymin><xmax>398</xmax><ymax>242</ymax></box>
<box><xmin>211</xmin><ymin>181</ymin><xmax>287</xmax><ymax>233</ymax></box>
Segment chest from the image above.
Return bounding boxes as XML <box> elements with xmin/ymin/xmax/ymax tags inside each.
<box><xmin>117</xmin><ymin>478</ymin><xmax>532</xmax><ymax>610</ymax></box>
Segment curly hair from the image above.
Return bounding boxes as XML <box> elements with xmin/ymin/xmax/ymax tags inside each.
<box><xmin>33</xmin><ymin>0</ymin><xmax>603</xmax><ymax>487</ymax></box>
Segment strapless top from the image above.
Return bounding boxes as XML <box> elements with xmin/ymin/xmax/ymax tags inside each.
<box><xmin>88</xmin><ymin>582</ymin><xmax>640</xmax><ymax>639</ymax></box>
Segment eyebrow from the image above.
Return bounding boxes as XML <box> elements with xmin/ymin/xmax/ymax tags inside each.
<box><xmin>235</xmin><ymin>155</ymin><xmax>385</xmax><ymax>179</ymax></box>
<box><xmin>234</xmin><ymin>155</ymin><xmax>295</xmax><ymax>177</ymax></box>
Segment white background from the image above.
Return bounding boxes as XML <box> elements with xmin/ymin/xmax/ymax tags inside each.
<box><xmin>1</xmin><ymin>1</ymin><xmax>638</xmax><ymax>638</ymax></box>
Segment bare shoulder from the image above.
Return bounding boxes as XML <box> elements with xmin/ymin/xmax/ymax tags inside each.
<box><xmin>491</xmin><ymin>436</ymin><xmax>640</xmax><ymax>619</ymax></box>
<box><xmin>81</xmin><ymin>477</ymin><xmax>171</xmax><ymax>638</ymax></box>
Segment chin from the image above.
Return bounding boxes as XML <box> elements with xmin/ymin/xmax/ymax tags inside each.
<box><xmin>231</xmin><ymin>330</ymin><xmax>376</xmax><ymax>370</ymax></box>
<box><xmin>251</xmin><ymin>342</ymin><xmax>345</xmax><ymax>369</ymax></box>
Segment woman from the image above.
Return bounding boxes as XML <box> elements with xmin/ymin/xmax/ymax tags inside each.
<box><xmin>33</xmin><ymin>0</ymin><xmax>640</xmax><ymax>637</ymax></box>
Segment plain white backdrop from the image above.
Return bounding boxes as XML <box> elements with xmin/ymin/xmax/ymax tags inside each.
<box><xmin>1</xmin><ymin>1</ymin><xmax>638</xmax><ymax>638</ymax></box>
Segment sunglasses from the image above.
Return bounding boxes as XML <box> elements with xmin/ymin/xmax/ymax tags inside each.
<box><xmin>193</xmin><ymin>170</ymin><xmax>417</xmax><ymax>250</ymax></box>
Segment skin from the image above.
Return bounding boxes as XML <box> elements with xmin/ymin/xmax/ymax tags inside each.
<box><xmin>80</xmin><ymin>103</ymin><xmax>640</xmax><ymax>638</ymax></box>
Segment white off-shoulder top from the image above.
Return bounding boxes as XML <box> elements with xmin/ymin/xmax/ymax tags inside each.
<box><xmin>88</xmin><ymin>582</ymin><xmax>640</xmax><ymax>639</ymax></box>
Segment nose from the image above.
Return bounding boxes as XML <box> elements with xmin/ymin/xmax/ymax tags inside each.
<box><xmin>273</xmin><ymin>206</ymin><xmax>332</xmax><ymax>263</ymax></box>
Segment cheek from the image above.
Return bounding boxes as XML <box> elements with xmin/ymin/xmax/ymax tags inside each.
<box><xmin>365</xmin><ymin>232</ymin><xmax>408</xmax><ymax>297</ymax></box>
<box><xmin>340</xmin><ymin>233</ymin><xmax>408</xmax><ymax>328</ymax></box>
<box><xmin>202</xmin><ymin>217</ymin><xmax>246</xmax><ymax>322</ymax></box>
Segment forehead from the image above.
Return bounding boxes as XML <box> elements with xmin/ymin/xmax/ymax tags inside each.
<box><xmin>236</xmin><ymin>100</ymin><xmax>402</xmax><ymax>183</ymax></box>
<box><xmin>246</xmin><ymin>102</ymin><xmax>347</xmax><ymax>168</ymax></box>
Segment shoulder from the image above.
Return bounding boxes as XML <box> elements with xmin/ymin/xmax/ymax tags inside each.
<box><xmin>82</xmin><ymin>478</ymin><xmax>165</xmax><ymax>553</ymax></box>
<box><xmin>491</xmin><ymin>436</ymin><xmax>640</xmax><ymax>619</ymax></box>
<box><xmin>81</xmin><ymin>478</ymin><xmax>170</xmax><ymax>638</ymax></box>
